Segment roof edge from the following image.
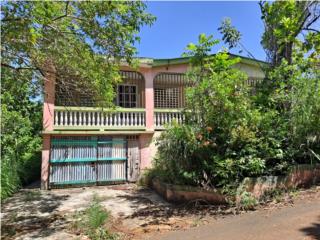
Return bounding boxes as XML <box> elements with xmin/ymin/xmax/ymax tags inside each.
<box><xmin>151</xmin><ymin>53</ymin><xmax>268</xmax><ymax>67</ymax></box>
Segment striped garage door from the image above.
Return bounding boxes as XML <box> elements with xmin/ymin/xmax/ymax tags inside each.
<box><xmin>49</xmin><ymin>136</ymin><xmax>127</xmax><ymax>186</ymax></box>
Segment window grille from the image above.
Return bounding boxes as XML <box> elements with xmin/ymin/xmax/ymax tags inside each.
<box><xmin>155</xmin><ymin>88</ymin><xmax>180</xmax><ymax>108</ymax></box>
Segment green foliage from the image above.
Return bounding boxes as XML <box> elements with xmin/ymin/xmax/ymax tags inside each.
<box><xmin>1</xmin><ymin>1</ymin><xmax>155</xmax><ymax>199</ymax></box>
<box><xmin>154</xmin><ymin>34</ymin><xmax>271</xmax><ymax>190</ymax></box>
<box><xmin>218</xmin><ymin>18</ymin><xmax>241</xmax><ymax>49</ymax></box>
<box><xmin>153</xmin><ymin>25</ymin><xmax>319</xmax><ymax>193</ymax></box>
<box><xmin>259</xmin><ymin>1</ymin><xmax>319</xmax><ymax>66</ymax></box>
<box><xmin>237</xmin><ymin>191</ymin><xmax>258</xmax><ymax>210</ymax></box>
<box><xmin>1</xmin><ymin>68</ymin><xmax>42</xmax><ymax>200</ymax></box>
<box><xmin>71</xmin><ymin>195</ymin><xmax>118</xmax><ymax>240</ymax></box>
<box><xmin>257</xmin><ymin>0</ymin><xmax>320</xmax><ymax>162</ymax></box>
<box><xmin>1</xmin><ymin>1</ymin><xmax>155</xmax><ymax>106</ymax></box>
<box><xmin>258</xmin><ymin>58</ymin><xmax>320</xmax><ymax>163</ymax></box>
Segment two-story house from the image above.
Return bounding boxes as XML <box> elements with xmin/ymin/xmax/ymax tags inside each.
<box><xmin>41</xmin><ymin>54</ymin><xmax>265</xmax><ymax>189</ymax></box>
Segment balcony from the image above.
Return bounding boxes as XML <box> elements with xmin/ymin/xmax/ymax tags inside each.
<box><xmin>53</xmin><ymin>106</ymin><xmax>185</xmax><ymax>131</ymax></box>
<box><xmin>50</xmin><ymin>71</ymin><xmax>189</xmax><ymax>132</ymax></box>
<box><xmin>54</xmin><ymin>106</ymin><xmax>146</xmax><ymax>130</ymax></box>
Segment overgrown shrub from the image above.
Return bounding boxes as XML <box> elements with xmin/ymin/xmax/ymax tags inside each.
<box><xmin>151</xmin><ymin>33</ymin><xmax>320</xmax><ymax>193</ymax></box>
<box><xmin>1</xmin><ymin>69</ymin><xmax>42</xmax><ymax>200</ymax></box>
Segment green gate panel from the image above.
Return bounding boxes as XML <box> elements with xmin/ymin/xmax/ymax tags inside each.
<box><xmin>49</xmin><ymin>136</ymin><xmax>127</xmax><ymax>186</ymax></box>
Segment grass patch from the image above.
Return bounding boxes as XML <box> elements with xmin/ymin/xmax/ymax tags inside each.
<box><xmin>70</xmin><ymin>194</ymin><xmax>119</xmax><ymax>240</ymax></box>
<box><xmin>238</xmin><ymin>191</ymin><xmax>258</xmax><ymax>210</ymax></box>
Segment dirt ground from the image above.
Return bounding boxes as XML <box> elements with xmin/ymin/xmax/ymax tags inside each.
<box><xmin>153</xmin><ymin>187</ymin><xmax>320</xmax><ymax>240</ymax></box>
<box><xmin>1</xmin><ymin>184</ymin><xmax>320</xmax><ymax>240</ymax></box>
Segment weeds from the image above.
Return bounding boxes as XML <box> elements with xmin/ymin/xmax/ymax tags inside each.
<box><xmin>260</xmin><ymin>189</ymin><xmax>285</xmax><ymax>203</ymax></box>
<box><xmin>70</xmin><ymin>194</ymin><xmax>119</xmax><ymax>240</ymax></box>
<box><xmin>238</xmin><ymin>191</ymin><xmax>258</xmax><ymax>210</ymax></box>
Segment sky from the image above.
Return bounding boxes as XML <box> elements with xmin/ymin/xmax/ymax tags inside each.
<box><xmin>135</xmin><ymin>1</ymin><xmax>266</xmax><ymax>61</ymax></box>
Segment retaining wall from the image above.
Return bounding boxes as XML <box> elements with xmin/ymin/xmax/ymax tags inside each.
<box><xmin>238</xmin><ymin>164</ymin><xmax>320</xmax><ymax>200</ymax></box>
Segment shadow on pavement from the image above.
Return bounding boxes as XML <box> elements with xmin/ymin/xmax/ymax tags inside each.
<box><xmin>118</xmin><ymin>188</ymin><xmax>234</xmax><ymax>227</ymax></box>
<box><xmin>1</xmin><ymin>189</ymin><xmax>69</xmax><ymax>240</ymax></box>
<box><xmin>300</xmin><ymin>216</ymin><xmax>320</xmax><ymax>240</ymax></box>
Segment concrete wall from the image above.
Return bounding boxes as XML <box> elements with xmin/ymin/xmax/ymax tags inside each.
<box><xmin>238</xmin><ymin>164</ymin><xmax>320</xmax><ymax>200</ymax></box>
<box><xmin>139</xmin><ymin>131</ymin><xmax>162</xmax><ymax>170</ymax></box>
<box><xmin>234</xmin><ymin>62</ymin><xmax>265</xmax><ymax>79</ymax></box>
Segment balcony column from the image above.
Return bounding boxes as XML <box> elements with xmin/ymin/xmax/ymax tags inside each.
<box><xmin>41</xmin><ymin>61</ymin><xmax>56</xmax><ymax>190</ymax></box>
<box><xmin>42</xmin><ymin>62</ymin><xmax>56</xmax><ymax>131</ymax></box>
<box><xmin>41</xmin><ymin>135</ymin><xmax>50</xmax><ymax>190</ymax></box>
<box><xmin>141</xmin><ymin>68</ymin><xmax>155</xmax><ymax>130</ymax></box>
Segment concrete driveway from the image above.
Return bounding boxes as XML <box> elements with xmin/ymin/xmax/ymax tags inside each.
<box><xmin>152</xmin><ymin>188</ymin><xmax>320</xmax><ymax>240</ymax></box>
<box><xmin>1</xmin><ymin>184</ymin><xmax>319</xmax><ymax>240</ymax></box>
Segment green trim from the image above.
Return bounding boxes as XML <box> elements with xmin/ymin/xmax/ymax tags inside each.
<box><xmin>153</xmin><ymin>56</ymin><xmax>191</xmax><ymax>66</ymax></box>
<box><xmin>50</xmin><ymin>180</ymin><xmax>96</xmax><ymax>185</ymax></box>
<box><xmin>51</xmin><ymin>158</ymin><xmax>96</xmax><ymax>163</ymax></box>
<box><xmin>54</xmin><ymin>106</ymin><xmax>145</xmax><ymax>113</ymax></box>
<box><xmin>154</xmin><ymin>108</ymin><xmax>183</xmax><ymax>113</ymax></box>
<box><xmin>51</xmin><ymin>157</ymin><xmax>127</xmax><ymax>163</ymax></box>
<box><xmin>152</xmin><ymin>53</ymin><xmax>268</xmax><ymax>67</ymax></box>
<box><xmin>115</xmin><ymin>55</ymin><xmax>267</xmax><ymax>67</ymax></box>
<box><xmin>98</xmin><ymin>179</ymin><xmax>126</xmax><ymax>182</ymax></box>
<box><xmin>98</xmin><ymin>157</ymin><xmax>126</xmax><ymax>161</ymax></box>
<box><xmin>51</xmin><ymin>179</ymin><xmax>126</xmax><ymax>185</ymax></box>
<box><xmin>97</xmin><ymin>140</ymin><xmax>126</xmax><ymax>144</ymax></box>
<box><xmin>51</xmin><ymin>140</ymin><xmax>97</xmax><ymax>146</ymax></box>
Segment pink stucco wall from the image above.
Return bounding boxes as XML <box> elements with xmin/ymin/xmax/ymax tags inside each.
<box><xmin>137</xmin><ymin>64</ymin><xmax>190</xmax><ymax>170</ymax></box>
<box><xmin>40</xmin><ymin>58</ymin><xmax>266</xmax><ymax>187</ymax></box>
<box><xmin>140</xmin><ymin>68</ymin><xmax>155</xmax><ymax>130</ymax></box>
<box><xmin>42</xmin><ymin>64</ymin><xmax>56</xmax><ymax>131</ymax></box>
<box><xmin>40</xmin><ymin>63</ymin><xmax>190</xmax><ymax>187</ymax></box>
<box><xmin>41</xmin><ymin>135</ymin><xmax>50</xmax><ymax>189</ymax></box>
<box><xmin>139</xmin><ymin>133</ymin><xmax>153</xmax><ymax>169</ymax></box>
<box><xmin>139</xmin><ymin>131</ymin><xmax>162</xmax><ymax>170</ymax></box>
<box><xmin>152</xmin><ymin>63</ymin><xmax>189</xmax><ymax>74</ymax></box>
<box><xmin>41</xmin><ymin>63</ymin><xmax>56</xmax><ymax>189</ymax></box>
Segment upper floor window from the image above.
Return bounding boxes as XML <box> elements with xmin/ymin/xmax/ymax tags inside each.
<box><xmin>154</xmin><ymin>87</ymin><xmax>180</xmax><ymax>108</ymax></box>
<box><xmin>117</xmin><ymin>84</ymin><xmax>137</xmax><ymax>108</ymax></box>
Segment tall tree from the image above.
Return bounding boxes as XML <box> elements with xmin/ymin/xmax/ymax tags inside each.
<box><xmin>0</xmin><ymin>1</ymin><xmax>155</xmax><ymax>199</ymax></box>
<box><xmin>1</xmin><ymin>1</ymin><xmax>155</xmax><ymax>105</ymax></box>
<box><xmin>260</xmin><ymin>0</ymin><xmax>319</xmax><ymax>66</ymax></box>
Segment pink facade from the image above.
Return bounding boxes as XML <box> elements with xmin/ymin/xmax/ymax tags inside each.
<box><xmin>41</xmin><ymin>57</ymin><xmax>264</xmax><ymax>188</ymax></box>
<box><xmin>139</xmin><ymin>134</ymin><xmax>154</xmax><ymax>169</ymax></box>
<box><xmin>41</xmin><ymin>60</ymin><xmax>192</xmax><ymax>188</ymax></box>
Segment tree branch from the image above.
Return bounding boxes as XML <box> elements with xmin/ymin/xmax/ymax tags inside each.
<box><xmin>52</xmin><ymin>1</ymin><xmax>70</xmax><ymax>21</ymax></box>
<box><xmin>1</xmin><ymin>62</ymin><xmax>46</xmax><ymax>77</ymax></box>
<box><xmin>304</xmin><ymin>14</ymin><xmax>320</xmax><ymax>29</ymax></box>
<box><xmin>1</xmin><ymin>17</ymin><xmax>25</xmax><ymax>22</ymax></box>
<box><xmin>1</xmin><ymin>63</ymin><xmax>36</xmax><ymax>71</ymax></box>
<box><xmin>303</xmin><ymin>27</ymin><xmax>320</xmax><ymax>33</ymax></box>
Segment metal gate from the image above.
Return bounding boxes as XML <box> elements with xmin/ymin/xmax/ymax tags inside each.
<box><xmin>49</xmin><ymin>136</ymin><xmax>127</xmax><ymax>186</ymax></box>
